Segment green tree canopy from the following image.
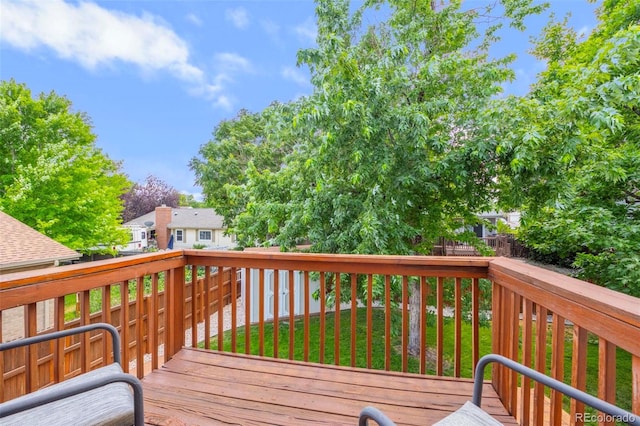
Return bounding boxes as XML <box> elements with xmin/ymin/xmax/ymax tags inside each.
<box><xmin>0</xmin><ymin>79</ymin><xmax>130</xmax><ymax>254</ymax></box>
<box><xmin>501</xmin><ymin>0</ymin><xmax>640</xmax><ymax>295</ymax></box>
<box><xmin>190</xmin><ymin>0</ymin><xmax>551</xmax><ymax>353</ymax></box>
<box><xmin>190</xmin><ymin>103</ymin><xmax>299</xmax><ymax>228</ymax></box>
<box><xmin>207</xmin><ymin>0</ymin><xmax>545</xmax><ymax>254</ymax></box>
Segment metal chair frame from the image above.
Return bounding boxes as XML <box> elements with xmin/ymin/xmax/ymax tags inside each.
<box><xmin>0</xmin><ymin>323</ymin><xmax>144</xmax><ymax>425</ymax></box>
<box><xmin>360</xmin><ymin>353</ymin><xmax>639</xmax><ymax>425</ymax></box>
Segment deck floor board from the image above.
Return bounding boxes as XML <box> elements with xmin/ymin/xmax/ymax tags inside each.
<box><xmin>142</xmin><ymin>348</ymin><xmax>517</xmax><ymax>425</ymax></box>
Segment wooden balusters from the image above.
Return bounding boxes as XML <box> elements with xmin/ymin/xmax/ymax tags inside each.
<box><xmin>334</xmin><ymin>273</ymin><xmax>341</xmax><ymax>366</ymax></box>
<box><xmin>217</xmin><ymin>266</ymin><xmax>224</xmax><ymax>351</ymax></box>
<box><xmin>136</xmin><ymin>277</ymin><xmax>144</xmax><ymax>378</ymax></box>
<box><xmin>419</xmin><ymin>276</ymin><xmax>428</xmax><ymax>375</ymax></box>
<box><xmin>258</xmin><ymin>269</ymin><xmax>265</xmax><ymax>357</ymax></box>
<box><xmin>571</xmin><ymin>325</ymin><xmax>588</xmax><ymax>425</ymax></box>
<box><xmin>304</xmin><ymin>271</ymin><xmax>311</xmax><ymax>363</ymax></box>
<box><xmin>244</xmin><ymin>267</ymin><xmax>251</xmax><ymax>355</ymax></box>
<box><xmin>273</xmin><ymin>269</ymin><xmax>280</xmax><ymax>359</ymax></box>
<box><xmin>367</xmin><ymin>274</ymin><xmax>374</xmax><ymax>370</ymax></box>
<box><xmin>319</xmin><ymin>272</ymin><xmax>326</xmax><ymax>364</ymax></box>
<box><xmin>384</xmin><ymin>274</ymin><xmax>391</xmax><ymax>371</ymax></box>
<box><xmin>599</xmin><ymin>338</ymin><xmax>617</xmax><ymax>426</ymax></box>
<box><xmin>519</xmin><ymin>299</ymin><xmax>534</xmax><ymax>425</ymax></box>
<box><xmin>436</xmin><ymin>277</ymin><xmax>444</xmax><ymax>376</ymax></box>
<box><xmin>288</xmin><ymin>270</ymin><xmax>295</xmax><ymax>360</ymax></box>
<box><xmin>400</xmin><ymin>276</ymin><xmax>408</xmax><ymax>373</ymax></box>
<box><xmin>26</xmin><ymin>303</ymin><xmax>37</xmax><ymax>393</ymax></box>
<box><xmin>633</xmin><ymin>355</ymin><xmax>640</xmax><ymax>416</ymax></box>
<box><xmin>549</xmin><ymin>313</ymin><xmax>566</xmax><ymax>425</ymax></box>
<box><xmin>471</xmin><ymin>277</ymin><xmax>480</xmax><ymax>375</ymax></box>
<box><xmin>229</xmin><ymin>268</ymin><xmax>236</xmax><ymax>353</ymax></box>
<box><xmin>149</xmin><ymin>273</ymin><xmax>159</xmax><ymax>371</ymax></box>
<box><xmin>454</xmin><ymin>277</ymin><xmax>462</xmax><ymax>377</ymax></box>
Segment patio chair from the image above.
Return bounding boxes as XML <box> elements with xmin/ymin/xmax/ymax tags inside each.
<box><xmin>0</xmin><ymin>323</ymin><xmax>144</xmax><ymax>426</ymax></box>
<box><xmin>359</xmin><ymin>353</ymin><xmax>640</xmax><ymax>426</ymax></box>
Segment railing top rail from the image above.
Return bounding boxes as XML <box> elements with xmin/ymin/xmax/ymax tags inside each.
<box><xmin>489</xmin><ymin>257</ymin><xmax>640</xmax><ymax>354</ymax></box>
<box><xmin>0</xmin><ymin>251</ymin><xmax>185</xmax><ymax>310</ymax></box>
<box><xmin>0</xmin><ymin>251</ymin><xmax>184</xmax><ymax>290</ymax></box>
<box><xmin>489</xmin><ymin>257</ymin><xmax>640</xmax><ymax>325</ymax></box>
<box><xmin>184</xmin><ymin>250</ymin><xmax>492</xmax><ymax>277</ymax></box>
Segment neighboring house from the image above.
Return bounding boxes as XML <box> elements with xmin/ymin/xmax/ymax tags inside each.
<box><xmin>124</xmin><ymin>206</ymin><xmax>236</xmax><ymax>250</ymax></box>
<box><xmin>0</xmin><ymin>211</ymin><xmax>80</xmax><ymax>341</ymax></box>
<box><xmin>472</xmin><ymin>211</ymin><xmax>521</xmax><ymax>238</ymax></box>
<box><xmin>0</xmin><ymin>211</ymin><xmax>80</xmax><ymax>274</ymax></box>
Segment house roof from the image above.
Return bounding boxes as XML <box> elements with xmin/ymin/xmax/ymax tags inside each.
<box><xmin>166</xmin><ymin>208</ymin><xmax>225</xmax><ymax>229</ymax></box>
<box><xmin>125</xmin><ymin>208</ymin><xmax>225</xmax><ymax>230</ymax></box>
<box><xmin>125</xmin><ymin>211</ymin><xmax>156</xmax><ymax>227</ymax></box>
<box><xmin>0</xmin><ymin>211</ymin><xmax>80</xmax><ymax>273</ymax></box>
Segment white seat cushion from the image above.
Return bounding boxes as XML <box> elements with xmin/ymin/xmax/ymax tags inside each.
<box><xmin>1</xmin><ymin>363</ymin><xmax>134</xmax><ymax>426</ymax></box>
<box><xmin>433</xmin><ymin>401</ymin><xmax>503</xmax><ymax>426</ymax></box>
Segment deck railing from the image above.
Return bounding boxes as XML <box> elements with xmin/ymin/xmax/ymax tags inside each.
<box><xmin>1</xmin><ymin>250</ymin><xmax>638</xmax><ymax>425</ymax></box>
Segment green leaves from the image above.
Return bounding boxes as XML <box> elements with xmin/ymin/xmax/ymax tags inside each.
<box><xmin>0</xmin><ymin>79</ymin><xmax>130</xmax><ymax>254</ymax></box>
<box><xmin>508</xmin><ymin>2</ymin><xmax>640</xmax><ymax>295</ymax></box>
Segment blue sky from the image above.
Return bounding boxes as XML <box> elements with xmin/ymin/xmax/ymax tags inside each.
<box><xmin>1</xmin><ymin>0</ymin><xmax>600</xmax><ymax>199</ymax></box>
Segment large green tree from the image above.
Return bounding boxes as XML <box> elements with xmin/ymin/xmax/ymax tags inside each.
<box><xmin>0</xmin><ymin>80</ymin><xmax>130</xmax><ymax>254</ymax></box>
<box><xmin>192</xmin><ymin>0</ymin><xmax>548</xmax><ymax>352</ymax></box>
<box><xmin>190</xmin><ymin>103</ymin><xmax>299</xmax><ymax>228</ymax></box>
<box><xmin>502</xmin><ymin>0</ymin><xmax>640</xmax><ymax>295</ymax></box>
<box><xmin>229</xmin><ymin>0</ymin><xmax>545</xmax><ymax>254</ymax></box>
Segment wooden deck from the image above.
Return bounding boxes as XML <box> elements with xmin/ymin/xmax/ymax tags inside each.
<box><xmin>141</xmin><ymin>348</ymin><xmax>517</xmax><ymax>425</ymax></box>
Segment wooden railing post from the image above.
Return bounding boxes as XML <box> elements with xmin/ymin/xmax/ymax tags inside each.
<box><xmin>166</xmin><ymin>266</ymin><xmax>185</xmax><ymax>360</ymax></box>
<box><xmin>633</xmin><ymin>355</ymin><xmax>640</xmax><ymax>416</ymax></box>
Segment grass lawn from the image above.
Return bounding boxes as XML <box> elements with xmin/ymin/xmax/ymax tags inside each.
<box><xmin>209</xmin><ymin>308</ymin><xmax>492</xmax><ymax>375</ymax></box>
<box><xmin>209</xmin><ymin>307</ymin><xmax>632</xmax><ymax>419</ymax></box>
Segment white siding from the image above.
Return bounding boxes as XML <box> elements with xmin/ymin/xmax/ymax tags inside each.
<box><xmin>241</xmin><ymin>269</ymin><xmax>321</xmax><ymax>323</ymax></box>
<box><xmin>170</xmin><ymin>228</ymin><xmax>236</xmax><ymax>249</ymax></box>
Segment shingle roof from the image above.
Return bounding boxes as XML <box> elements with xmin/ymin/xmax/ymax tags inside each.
<box><xmin>124</xmin><ymin>211</ymin><xmax>156</xmax><ymax>227</ymax></box>
<box><xmin>125</xmin><ymin>208</ymin><xmax>225</xmax><ymax>230</ymax></box>
<box><xmin>0</xmin><ymin>211</ymin><xmax>80</xmax><ymax>273</ymax></box>
<box><xmin>166</xmin><ymin>208</ymin><xmax>224</xmax><ymax>229</ymax></box>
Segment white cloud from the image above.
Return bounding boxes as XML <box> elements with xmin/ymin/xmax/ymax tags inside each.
<box><xmin>213</xmin><ymin>95</ymin><xmax>233</xmax><ymax>111</ymax></box>
<box><xmin>261</xmin><ymin>19</ymin><xmax>280</xmax><ymax>37</ymax></box>
<box><xmin>294</xmin><ymin>17</ymin><xmax>317</xmax><ymax>44</ymax></box>
<box><xmin>225</xmin><ymin>7</ymin><xmax>249</xmax><ymax>30</ymax></box>
<box><xmin>0</xmin><ymin>0</ymin><xmax>241</xmax><ymax>110</ymax></box>
<box><xmin>186</xmin><ymin>13</ymin><xmax>203</xmax><ymax>27</ymax></box>
<box><xmin>214</xmin><ymin>52</ymin><xmax>254</xmax><ymax>74</ymax></box>
<box><xmin>281</xmin><ymin>66</ymin><xmax>308</xmax><ymax>87</ymax></box>
<box><xmin>1</xmin><ymin>0</ymin><xmax>202</xmax><ymax>81</ymax></box>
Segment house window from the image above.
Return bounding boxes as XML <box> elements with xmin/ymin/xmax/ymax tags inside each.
<box><xmin>175</xmin><ymin>229</ymin><xmax>184</xmax><ymax>242</ymax></box>
<box><xmin>199</xmin><ymin>230</ymin><xmax>212</xmax><ymax>241</ymax></box>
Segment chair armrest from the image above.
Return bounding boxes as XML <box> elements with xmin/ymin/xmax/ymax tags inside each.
<box><xmin>473</xmin><ymin>354</ymin><xmax>639</xmax><ymax>425</ymax></box>
<box><xmin>0</xmin><ymin>371</ymin><xmax>144</xmax><ymax>425</ymax></box>
<box><xmin>359</xmin><ymin>406</ymin><xmax>396</xmax><ymax>426</ymax></box>
<box><xmin>0</xmin><ymin>323</ymin><xmax>122</xmax><ymax>365</ymax></box>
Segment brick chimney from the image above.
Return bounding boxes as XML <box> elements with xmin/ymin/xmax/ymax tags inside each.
<box><xmin>155</xmin><ymin>205</ymin><xmax>172</xmax><ymax>249</ymax></box>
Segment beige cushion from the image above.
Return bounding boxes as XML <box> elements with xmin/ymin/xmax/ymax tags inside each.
<box><xmin>1</xmin><ymin>363</ymin><xmax>134</xmax><ymax>426</ymax></box>
<box><xmin>433</xmin><ymin>401</ymin><xmax>503</xmax><ymax>426</ymax></box>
